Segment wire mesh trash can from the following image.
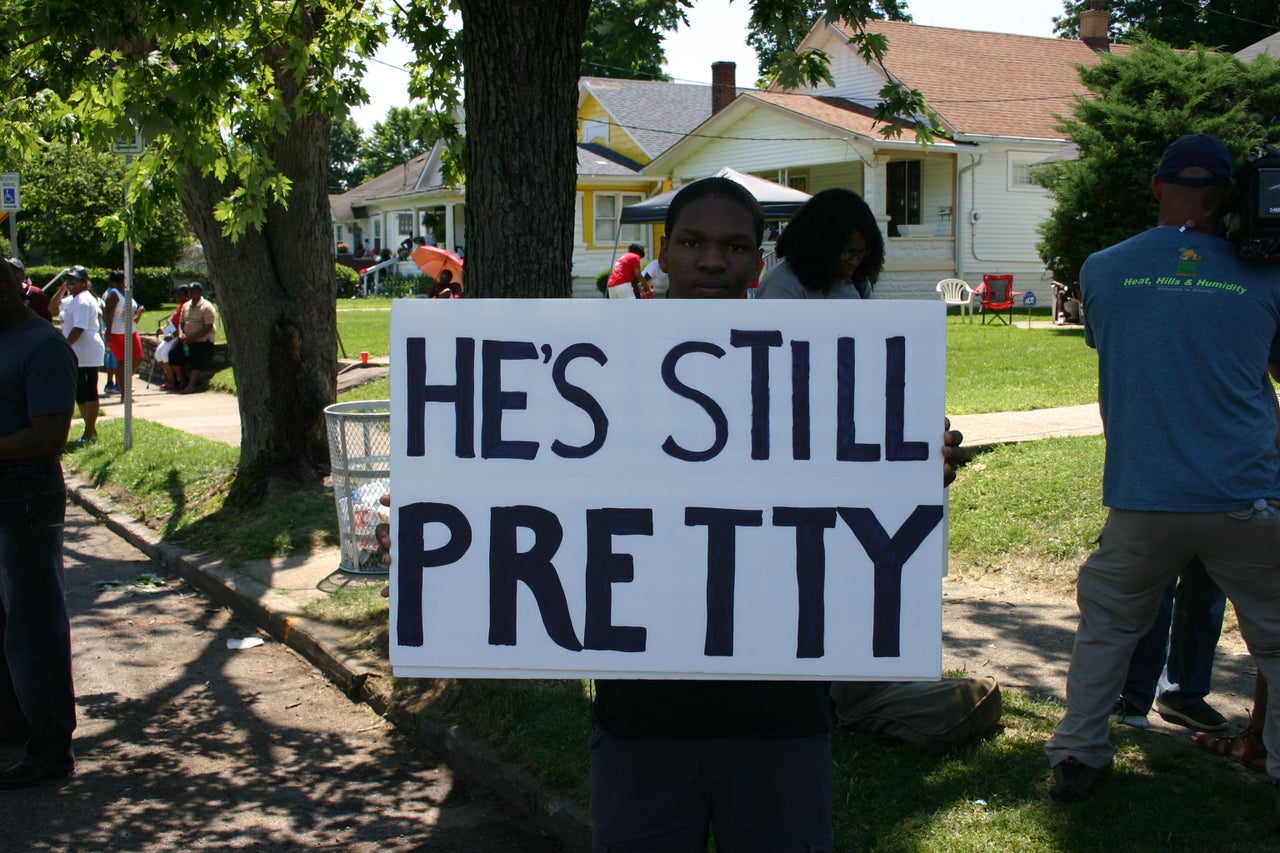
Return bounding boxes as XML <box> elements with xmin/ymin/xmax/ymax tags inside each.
<box><xmin>325</xmin><ymin>400</ymin><xmax>392</xmax><ymax>574</ymax></box>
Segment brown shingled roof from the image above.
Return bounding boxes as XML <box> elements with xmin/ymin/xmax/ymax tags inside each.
<box><xmin>742</xmin><ymin>90</ymin><xmax>940</xmax><ymax>142</ymax></box>
<box><xmin>832</xmin><ymin>19</ymin><xmax>1131</xmax><ymax>140</ymax></box>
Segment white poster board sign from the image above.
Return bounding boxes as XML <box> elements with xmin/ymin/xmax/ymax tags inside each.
<box><xmin>389</xmin><ymin>299</ymin><xmax>946</xmax><ymax>681</ymax></box>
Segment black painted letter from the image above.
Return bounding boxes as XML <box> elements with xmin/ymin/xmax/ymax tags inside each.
<box><xmin>836</xmin><ymin>337</ymin><xmax>881</xmax><ymax>462</ymax></box>
<box><xmin>729</xmin><ymin>329</ymin><xmax>783</xmax><ymax>460</ymax></box>
<box><xmin>584</xmin><ymin>508</ymin><xmax>652</xmax><ymax>652</ymax></box>
<box><xmin>396</xmin><ymin>502</ymin><xmax>473</xmax><ymax>648</ymax></box>
<box><xmin>551</xmin><ymin>343</ymin><xmax>610</xmax><ymax>459</ymax></box>
<box><xmin>405</xmin><ymin>337</ymin><xmax>475</xmax><ymax>458</ymax></box>
<box><xmin>686</xmin><ymin>507</ymin><xmax>764</xmax><ymax>656</ymax></box>
<box><xmin>773</xmin><ymin>507</ymin><xmax>837</xmax><ymax>658</ymax></box>
<box><xmin>661</xmin><ymin>341</ymin><xmax>729</xmax><ymax>461</ymax></box>
<box><xmin>884</xmin><ymin>337</ymin><xmax>928</xmax><ymax>462</ymax></box>
<box><xmin>481</xmin><ymin>341</ymin><xmax>540</xmax><ymax>460</ymax></box>
<box><xmin>837</xmin><ymin>505</ymin><xmax>944</xmax><ymax>657</ymax></box>
<box><xmin>488</xmin><ymin>506</ymin><xmax>582</xmax><ymax>651</ymax></box>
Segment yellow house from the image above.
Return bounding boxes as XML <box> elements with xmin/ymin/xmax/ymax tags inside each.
<box><xmin>571</xmin><ymin>73</ymin><xmax>736</xmax><ymax>296</ymax></box>
<box><xmin>329</xmin><ymin>68</ymin><xmax>740</xmax><ymax>296</ymax></box>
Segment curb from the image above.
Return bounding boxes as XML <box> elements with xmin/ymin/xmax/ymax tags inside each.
<box><xmin>66</xmin><ymin>475</ymin><xmax>592</xmax><ymax>853</ymax></box>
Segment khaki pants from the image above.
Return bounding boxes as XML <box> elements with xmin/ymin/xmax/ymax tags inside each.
<box><xmin>1045</xmin><ymin>508</ymin><xmax>1280</xmax><ymax>778</ymax></box>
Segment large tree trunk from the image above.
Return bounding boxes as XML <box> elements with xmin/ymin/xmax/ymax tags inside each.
<box><xmin>180</xmin><ymin>106</ymin><xmax>338</xmax><ymax>492</ymax></box>
<box><xmin>460</xmin><ymin>0</ymin><xmax>591</xmax><ymax>298</ymax></box>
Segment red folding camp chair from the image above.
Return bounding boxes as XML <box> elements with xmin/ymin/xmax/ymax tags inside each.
<box><xmin>977</xmin><ymin>274</ymin><xmax>1018</xmax><ymax>325</ymax></box>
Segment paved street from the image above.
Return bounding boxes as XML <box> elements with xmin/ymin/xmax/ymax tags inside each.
<box><xmin>0</xmin><ymin>502</ymin><xmax>562</xmax><ymax>852</ymax></box>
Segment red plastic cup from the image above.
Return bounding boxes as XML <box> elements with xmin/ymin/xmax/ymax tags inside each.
<box><xmin>360</xmin><ymin>351</ymin><xmax>369</xmax><ymax>364</ymax></box>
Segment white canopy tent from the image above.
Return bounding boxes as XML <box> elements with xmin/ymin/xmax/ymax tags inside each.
<box><xmin>619</xmin><ymin>167</ymin><xmax>811</xmax><ymax>224</ymax></box>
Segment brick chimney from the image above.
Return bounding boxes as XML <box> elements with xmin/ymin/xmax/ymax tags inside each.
<box><xmin>1079</xmin><ymin>1</ymin><xmax>1110</xmax><ymax>52</ymax></box>
<box><xmin>711</xmin><ymin>61</ymin><xmax>737</xmax><ymax>114</ymax></box>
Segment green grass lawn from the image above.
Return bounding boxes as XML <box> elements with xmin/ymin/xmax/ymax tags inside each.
<box><xmin>943</xmin><ymin>314</ymin><xmax>1097</xmax><ymax>414</ymax></box>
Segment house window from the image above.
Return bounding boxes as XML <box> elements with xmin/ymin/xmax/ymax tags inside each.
<box><xmin>1008</xmin><ymin>152</ymin><xmax>1045</xmax><ymax>192</ymax></box>
<box><xmin>397</xmin><ymin>213</ymin><xmax>414</xmax><ymax>236</ymax></box>
<box><xmin>887</xmin><ymin>161</ymin><xmax>922</xmax><ymax>233</ymax></box>
<box><xmin>582</xmin><ymin>118</ymin><xmax>609</xmax><ymax>145</ymax></box>
<box><xmin>787</xmin><ymin>175</ymin><xmax>808</xmax><ymax>193</ymax></box>
<box><xmin>594</xmin><ymin>192</ymin><xmax>643</xmax><ymax>245</ymax></box>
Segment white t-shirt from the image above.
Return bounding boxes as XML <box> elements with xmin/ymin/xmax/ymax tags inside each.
<box><xmin>60</xmin><ymin>290</ymin><xmax>106</xmax><ymax>367</ymax></box>
<box><xmin>105</xmin><ymin>287</ymin><xmax>140</xmax><ymax>335</ymax></box>
<box><xmin>641</xmin><ymin>259</ymin><xmax>669</xmax><ymax>296</ymax></box>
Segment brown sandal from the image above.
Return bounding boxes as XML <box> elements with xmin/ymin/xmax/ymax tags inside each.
<box><xmin>1192</xmin><ymin>726</ymin><xmax>1268</xmax><ymax>773</ymax></box>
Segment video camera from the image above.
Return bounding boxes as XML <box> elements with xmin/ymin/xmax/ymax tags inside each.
<box><xmin>1229</xmin><ymin>142</ymin><xmax>1280</xmax><ymax>263</ymax></box>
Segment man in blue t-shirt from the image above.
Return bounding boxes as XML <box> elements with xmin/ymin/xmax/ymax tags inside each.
<box><xmin>1045</xmin><ymin>135</ymin><xmax>1280</xmax><ymax>815</ymax></box>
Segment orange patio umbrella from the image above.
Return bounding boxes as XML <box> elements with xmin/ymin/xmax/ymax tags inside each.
<box><xmin>411</xmin><ymin>245</ymin><xmax>465</xmax><ymax>287</ymax></box>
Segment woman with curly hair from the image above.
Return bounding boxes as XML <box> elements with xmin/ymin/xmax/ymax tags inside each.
<box><xmin>756</xmin><ymin>188</ymin><xmax>885</xmax><ymax>300</ymax></box>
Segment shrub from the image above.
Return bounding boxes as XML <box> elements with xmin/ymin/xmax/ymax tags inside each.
<box><xmin>380</xmin><ymin>273</ymin><xmax>428</xmax><ymax>298</ymax></box>
<box><xmin>596</xmin><ymin>269</ymin><xmax>610</xmax><ymax>296</ymax></box>
<box><xmin>335</xmin><ymin>264</ymin><xmax>360</xmax><ymax>298</ymax></box>
<box><xmin>27</xmin><ymin>265</ymin><xmax>177</xmax><ymax>310</ymax></box>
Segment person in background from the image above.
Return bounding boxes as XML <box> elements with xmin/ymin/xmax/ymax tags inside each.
<box><xmin>606</xmin><ymin>243</ymin><xmax>646</xmax><ymax>299</ymax></box>
<box><xmin>755</xmin><ymin>185</ymin><xmax>997</xmax><ymax>758</ymax></box>
<box><xmin>1111</xmin><ymin>560</ymin><xmax>1228</xmax><ymax>732</ymax></box>
<box><xmin>49</xmin><ymin>266</ymin><xmax>104</xmax><ymax>445</ymax></box>
<box><xmin>426</xmin><ymin>269</ymin><xmax>461</xmax><ymax>299</ymax></box>
<box><xmin>640</xmin><ymin>256</ymin><xmax>669</xmax><ymax>298</ymax></box>
<box><xmin>755</xmin><ymin>188</ymin><xmax>884</xmax><ymax>300</ymax></box>
<box><xmin>7</xmin><ymin>259</ymin><xmax>50</xmax><ymax>322</ymax></box>
<box><xmin>154</xmin><ymin>284</ymin><xmax>191</xmax><ymax>391</ymax></box>
<box><xmin>102</xmin><ymin>270</ymin><xmax>144</xmax><ymax>396</ymax></box>
<box><xmin>0</xmin><ymin>257</ymin><xmax>78</xmax><ymax>789</ymax></box>
<box><xmin>1043</xmin><ymin>135</ymin><xmax>1280</xmax><ymax>826</ymax></box>
<box><xmin>175</xmin><ymin>282</ymin><xmax>217</xmax><ymax>395</ymax></box>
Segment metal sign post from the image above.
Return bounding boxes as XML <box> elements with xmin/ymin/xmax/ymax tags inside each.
<box><xmin>112</xmin><ymin>129</ymin><xmax>143</xmax><ymax>451</ymax></box>
<box><xmin>1022</xmin><ymin>291</ymin><xmax>1037</xmax><ymax>328</ymax></box>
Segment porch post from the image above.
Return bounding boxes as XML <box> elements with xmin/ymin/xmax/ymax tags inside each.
<box><xmin>443</xmin><ymin>203</ymin><xmax>456</xmax><ymax>255</ymax></box>
<box><xmin>861</xmin><ymin>153</ymin><xmax>890</xmax><ymax>245</ymax></box>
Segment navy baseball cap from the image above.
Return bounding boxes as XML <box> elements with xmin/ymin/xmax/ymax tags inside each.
<box><xmin>68</xmin><ymin>265</ymin><xmax>88</xmax><ymax>280</ymax></box>
<box><xmin>1156</xmin><ymin>134</ymin><xmax>1233</xmax><ymax>187</ymax></box>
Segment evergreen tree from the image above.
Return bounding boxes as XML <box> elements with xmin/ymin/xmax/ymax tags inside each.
<box><xmin>1036</xmin><ymin>40</ymin><xmax>1280</xmax><ymax>285</ymax></box>
<box><xmin>1053</xmin><ymin>0</ymin><xmax>1280</xmax><ymax>53</ymax></box>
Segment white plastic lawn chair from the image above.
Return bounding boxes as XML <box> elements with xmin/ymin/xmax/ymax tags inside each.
<box><xmin>936</xmin><ymin>278</ymin><xmax>975</xmax><ymax>323</ymax></box>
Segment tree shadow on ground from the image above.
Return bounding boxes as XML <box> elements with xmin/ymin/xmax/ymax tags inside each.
<box><xmin>10</xmin><ymin>517</ymin><xmax>562</xmax><ymax>853</ymax></box>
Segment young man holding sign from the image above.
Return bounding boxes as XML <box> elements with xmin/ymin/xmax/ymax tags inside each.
<box><xmin>589</xmin><ymin>177</ymin><xmax>963</xmax><ymax>851</ymax></box>
<box><xmin>589</xmin><ymin>178</ymin><xmax>832</xmax><ymax>852</ymax></box>
<box><xmin>386</xmin><ymin>177</ymin><xmax>963</xmax><ymax>848</ymax></box>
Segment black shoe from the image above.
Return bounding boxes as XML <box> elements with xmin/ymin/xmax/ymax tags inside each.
<box><xmin>1051</xmin><ymin>757</ymin><xmax>1111</xmax><ymax>802</ymax></box>
<box><xmin>1111</xmin><ymin>697</ymin><xmax>1150</xmax><ymax>730</ymax></box>
<box><xmin>0</xmin><ymin>758</ymin><xmax>73</xmax><ymax>789</ymax></box>
<box><xmin>1155</xmin><ymin>696</ymin><xmax>1228</xmax><ymax>732</ymax></box>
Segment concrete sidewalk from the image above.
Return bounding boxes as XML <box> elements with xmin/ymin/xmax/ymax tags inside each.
<box><xmin>71</xmin><ymin>365</ymin><xmax>1257</xmax><ymax>852</ymax></box>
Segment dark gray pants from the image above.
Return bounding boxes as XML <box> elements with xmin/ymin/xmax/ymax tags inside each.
<box><xmin>589</xmin><ymin>727</ymin><xmax>832</xmax><ymax>852</ymax></box>
<box><xmin>0</xmin><ymin>460</ymin><xmax>75</xmax><ymax>770</ymax></box>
